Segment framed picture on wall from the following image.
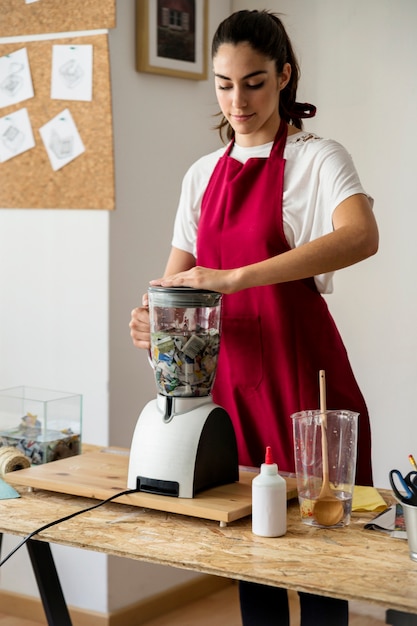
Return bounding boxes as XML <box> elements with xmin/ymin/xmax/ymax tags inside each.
<box><xmin>136</xmin><ymin>0</ymin><xmax>208</xmax><ymax>80</ymax></box>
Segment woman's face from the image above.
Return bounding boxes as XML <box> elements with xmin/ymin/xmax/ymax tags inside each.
<box><xmin>213</xmin><ymin>42</ymin><xmax>290</xmax><ymax>147</ymax></box>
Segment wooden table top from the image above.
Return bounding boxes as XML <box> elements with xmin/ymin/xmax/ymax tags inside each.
<box><xmin>0</xmin><ymin>478</ymin><xmax>416</xmax><ymax>614</ymax></box>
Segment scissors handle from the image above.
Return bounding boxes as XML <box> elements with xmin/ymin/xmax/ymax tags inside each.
<box><xmin>405</xmin><ymin>470</ymin><xmax>417</xmax><ymax>487</ymax></box>
<box><xmin>389</xmin><ymin>469</ymin><xmax>417</xmax><ymax>505</ymax></box>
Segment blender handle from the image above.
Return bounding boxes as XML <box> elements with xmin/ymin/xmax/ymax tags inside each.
<box><xmin>143</xmin><ymin>298</ymin><xmax>153</xmax><ymax>369</ymax></box>
<box><xmin>147</xmin><ymin>350</ymin><xmax>154</xmax><ymax>370</ymax></box>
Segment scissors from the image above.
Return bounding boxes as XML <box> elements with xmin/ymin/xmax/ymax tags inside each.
<box><xmin>389</xmin><ymin>469</ymin><xmax>417</xmax><ymax>506</ymax></box>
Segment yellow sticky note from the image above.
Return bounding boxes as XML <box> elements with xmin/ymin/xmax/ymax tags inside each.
<box><xmin>352</xmin><ymin>486</ymin><xmax>387</xmax><ymax>512</ymax></box>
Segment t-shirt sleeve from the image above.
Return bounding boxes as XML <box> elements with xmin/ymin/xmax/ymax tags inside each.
<box><xmin>284</xmin><ymin>137</ymin><xmax>374</xmax><ymax>294</ymax></box>
<box><xmin>171</xmin><ymin>165</ymin><xmax>200</xmax><ymax>257</ymax></box>
<box><xmin>171</xmin><ymin>150</ymin><xmax>222</xmax><ymax>257</ymax></box>
<box><xmin>318</xmin><ymin>140</ymin><xmax>374</xmax><ymax>218</ymax></box>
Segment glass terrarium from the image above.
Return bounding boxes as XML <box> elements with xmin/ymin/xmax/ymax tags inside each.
<box><xmin>0</xmin><ymin>386</ymin><xmax>82</xmax><ymax>464</ymax></box>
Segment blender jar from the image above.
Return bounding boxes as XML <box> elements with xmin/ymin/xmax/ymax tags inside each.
<box><xmin>148</xmin><ymin>287</ymin><xmax>222</xmax><ymax>397</ymax></box>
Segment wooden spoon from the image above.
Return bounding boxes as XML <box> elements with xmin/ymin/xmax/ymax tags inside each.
<box><xmin>313</xmin><ymin>370</ymin><xmax>344</xmax><ymax>527</ymax></box>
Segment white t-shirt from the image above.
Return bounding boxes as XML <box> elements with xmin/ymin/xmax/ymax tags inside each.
<box><xmin>172</xmin><ymin>131</ymin><xmax>373</xmax><ymax>293</ymax></box>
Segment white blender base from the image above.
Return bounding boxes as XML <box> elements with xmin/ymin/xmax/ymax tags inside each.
<box><xmin>127</xmin><ymin>395</ymin><xmax>239</xmax><ymax>498</ymax></box>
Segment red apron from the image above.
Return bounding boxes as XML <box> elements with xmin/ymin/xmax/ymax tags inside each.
<box><xmin>197</xmin><ymin>119</ymin><xmax>373</xmax><ymax>485</ymax></box>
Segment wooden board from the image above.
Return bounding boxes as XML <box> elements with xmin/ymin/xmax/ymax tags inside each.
<box><xmin>6</xmin><ymin>448</ymin><xmax>298</xmax><ymax>524</ymax></box>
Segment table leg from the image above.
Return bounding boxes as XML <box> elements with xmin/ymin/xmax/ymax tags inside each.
<box><xmin>386</xmin><ymin>609</ymin><xmax>417</xmax><ymax>625</ymax></box>
<box><xmin>26</xmin><ymin>539</ymin><xmax>72</xmax><ymax>626</ymax></box>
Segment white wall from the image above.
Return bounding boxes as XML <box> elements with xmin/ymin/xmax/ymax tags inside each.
<box><xmin>1</xmin><ymin>0</ymin><xmax>416</xmax><ymax>616</ymax></box>
<box><xmin>108</xmin><ymin>2</ymin><xmax>230</xmax><ymax>448</ymax></box>
<box><xmin>0</xmin><ymin>186</ymin><xmax>110</xmax><ymax>607</ymax></box>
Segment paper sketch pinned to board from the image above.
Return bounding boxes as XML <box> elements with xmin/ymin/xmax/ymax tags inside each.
<box><xmin>0</xmin><ymin>107</ymin><xmax>35</xmax><ymax>163</ymax></box>
<box><xmin>39</xmin><ymin>108</ymin><xmax>85</xmax><ymax>171</ymax></box>
<box><xmin>0</xmin><ymin>48</ymin><xmax>34</xmax><ymax>108</ymax></box>
<box><xmin>51</xmin><ymin>45</ymin><xmax>93</xmax><ymax>102</ymax></box>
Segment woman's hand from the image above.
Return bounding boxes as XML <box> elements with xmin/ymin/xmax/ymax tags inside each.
<box><xmin>150</xmin><ymin>266</ymin><xmax>241</xmax><ymax>294</ymax></box>
<box><xmin>129</xmin><ymin>293</ymin><xmax>151</xmax><ymax>350</ymax></box>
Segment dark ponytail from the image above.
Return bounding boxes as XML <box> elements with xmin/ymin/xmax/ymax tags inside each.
<box><xmin>211</xmin><ymin>10</ymin><xmax>316</xmax><ymax>142</ymax></box>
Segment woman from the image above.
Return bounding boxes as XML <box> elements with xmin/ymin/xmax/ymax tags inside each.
<box><xmin>130</xmin><ymin>10</ymin><xmax>378</xmax><ymax>626</ymax></box>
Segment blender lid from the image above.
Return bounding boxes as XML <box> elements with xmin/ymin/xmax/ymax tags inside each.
<box><xmin>148</xmin><ymin>286</ymin><xmax>222</xmax><ymax>308</ymax></box>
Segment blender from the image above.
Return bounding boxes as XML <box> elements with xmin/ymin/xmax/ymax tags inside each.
<box><xmin>127</xmin><ymin>287</ymin><xmax>239</xmax><ymax>498</ymax></box>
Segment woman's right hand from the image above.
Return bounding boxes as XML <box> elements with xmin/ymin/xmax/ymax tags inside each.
<box><xmin>130</xmin><ymin>248</ymin><xmax>197</xmax><ymax>350</ymax></box>
<box><xmin>129</xmin><ymin>294</ymin><xmax>151</xmax><ymax>350</ymax></box>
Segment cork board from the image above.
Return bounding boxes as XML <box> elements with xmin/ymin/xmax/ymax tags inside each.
<box><xmin>0</xmin><ymin>34</ymin><xmax>115</xmax><ymax>210</ymax></box>
<box><xmin>0</xmin><ymin>0</ymin><xmax>116</xmax><ymax>38</ymax></box>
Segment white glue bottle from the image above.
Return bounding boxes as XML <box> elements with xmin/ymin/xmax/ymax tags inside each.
<box><xmin>252</xmin><ymin>446</ymin><xmax>287</xmax><ymax>537</ymax></box>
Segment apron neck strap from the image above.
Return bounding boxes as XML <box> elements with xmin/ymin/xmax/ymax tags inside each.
<box><xmin>226</xmin><ymin>118</ymin><xmax>288</xmax><ymax>156</ymax></box>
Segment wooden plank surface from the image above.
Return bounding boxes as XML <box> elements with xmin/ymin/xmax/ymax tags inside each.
<box><xmin>5</xmin><ymin>448</ymin><xmax>298</xmax><ymax>524</ymax></box>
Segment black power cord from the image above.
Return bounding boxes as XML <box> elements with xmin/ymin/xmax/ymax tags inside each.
<box><xmin>0</xmin><ymin>487</ymin><xmax>140</xmax><ymax>567</ymax></box>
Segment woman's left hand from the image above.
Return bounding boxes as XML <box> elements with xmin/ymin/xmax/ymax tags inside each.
<box><xmin>150</xmin><ymin>266</ymin><xmax>241</xmax><ymax>294</ymax></box>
